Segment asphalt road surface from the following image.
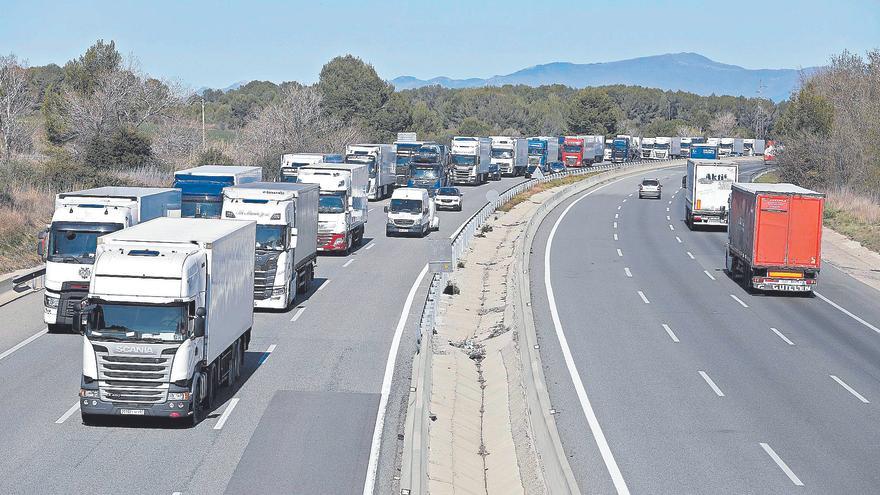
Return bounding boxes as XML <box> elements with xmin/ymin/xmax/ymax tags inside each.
<box><xmin>0</xmin><ymin>175</ymin><xmax>527</xmax><ymax>495</ymax></box>
<box><xmin>531</xmin><ymin>159</ymin><xmax>880</xmax><ymax>494</ymax></box>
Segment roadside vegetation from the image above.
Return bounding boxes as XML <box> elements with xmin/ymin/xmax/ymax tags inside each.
<box><xmin>497</xmin><ymin>172</ymin><xmax>600</xmax><ymax>212</ymax></box>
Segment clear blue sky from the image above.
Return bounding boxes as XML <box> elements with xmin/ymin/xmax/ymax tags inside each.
<box><xmin>2</xmin><ymin>0</ymin><xmax>878</xmax><ymax>89</ymax></box>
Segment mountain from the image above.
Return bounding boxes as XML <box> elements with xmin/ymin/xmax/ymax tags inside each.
<box><xmin>391</xmin><ymin>53</ymin><xmax>816</xmax><ymax>101</ymax></box>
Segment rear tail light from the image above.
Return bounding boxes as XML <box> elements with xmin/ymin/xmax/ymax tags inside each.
<box><xmin>693</xmin><ymin>216</ymin><xmax>702</xmax><ymax>222</ymax></box>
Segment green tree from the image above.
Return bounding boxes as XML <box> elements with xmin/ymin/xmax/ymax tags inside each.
<box><xmin>374</xmin><ymin>93</ymin><xmax>414</xmax><ymax>141</ymax></box>
<box><xmin>776</xmin><ymin>81</ymin><xmax>833</xmax><ymax>137</ymax></box>
<box><xmin>457</xmin><ymin>116</ymin><xmax>490</xmax><ymax>136</ymax></box>
<box><xmin>41</xmin><ymin>83</ymin><xmax>69</xmax><ymax>145</ymax></box>
<box><xmin>62</xmin><ymin>39</ymin><xmax>121</xmax><ymax>95</ymax></box>
<box><xmin>318</xmin><ymin>55</ymin><xmax>392</xmax><ymax>131</ymax></box>
<box><xmin>566</xmin><ymin>88</ymin><xmax>620</xmax><ymax>135</ymax></box>
<box><xmin>196</xmin><ymin>148</ymin><xmax>235</xmax><ymax>166</ymax></box>
<box><xmin>84</xmin><ymin>128</ymin><xmax>152</xmax><ymax>170</ymax></box>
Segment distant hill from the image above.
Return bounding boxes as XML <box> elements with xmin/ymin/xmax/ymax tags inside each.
<box><xmin>391</xmin><ymin>53</ymin><xmax>817</xmax><ymax>101</ymax></box>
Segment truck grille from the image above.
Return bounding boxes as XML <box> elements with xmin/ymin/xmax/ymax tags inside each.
<box><xmin>318</xmin><ymin>232</ymin><xmax>335</xmax><ymax>246</ymax></box>
<box><xmin>97</xmin><ymin>352</ymin><xmax>172</xmax><ymax>404</ymax></box>
<box><xmin>394</xmin><ymin>219</ymin><xmax>415</xmax><ymax>227</ymax></box>
<box><xmin>454</xmin><ymin>168</ymin><xmax>473</xmax><ymax>182</ymax></box>
<box><xmin>253</xmin><ymin>251</ymin><xmax>280</xmax><ymax>301</ymax></box>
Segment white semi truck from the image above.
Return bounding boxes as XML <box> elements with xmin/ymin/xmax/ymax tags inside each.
<box><xmin>77</xmin><ymin>218</ymin><xmax>255</xmax><ymax>426</ymax></box>
<box><xmin>39</xmin><ymin>187</ymin><xmax>181</xmax><ymax>333</ymax></box>
<box><xmin>344</xmin><ymin>144</ymin><xmax>397</xmax><ymax>200</ymax></box>
<box><xmin>743</xmin><ymin>139</ymin><xmax>766</xmax><ymax>156</ymax></box>
<box><xmin>653</xmin><ymin>137</ymin><xmax>681</xmax><ymax>159</ymax></box>
<box><xmin>222</xmin><ymin>182</ymin><xmax>319</xmax><ymax>309</ymax></box>
<box><xmin>640</xmin><ymin>137</ymin><xmax>655</xmax><ymax>159</ymax></box>
<box><xmin>173</xmin><ymin>165</ymin><xmax>261</xmax><ymax>219</ymax></box>
<box><xmin>385</xmin><ymin>187</ymin><xmax>439</xmax><ymax>237</ymax></box>
<box><xmin>451</xmin><ymin>137</ymin><xmax>492</xmax><ymax>185</ymax></box>
<box><xmin>489</xmin><ymin>136</ymin><xmax>528</xmax><ymax>176</ymax></box>
<box><xmin>297</xmin><ymin>163</ymin><xmax>368</xmax><ymax>253</ymax></box>
<box><xmin>280</xmin><ymin>153</ymin><xmax>325</xmax><ymax>183</ymax></box>
<box><xmin>684</xmin><ymin>159</ymin><xmax>739</xmax><ymax>229</ymax></box>
<box><xmin>719</xmin><ymin>138</ymin><xmax>744</xmax><ymax>157</ymax></box>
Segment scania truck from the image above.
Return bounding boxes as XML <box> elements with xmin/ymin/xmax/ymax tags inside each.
<box><xmin>653</xmin><ymin>137</ymin><xmax>681</xmax><ymax>159</ymax></box>
<box><xmin>345</xmin><ymin>144</ymin><xmax>397</xmax><ymax>200</ymax></box>
<box><xmin>297</xmin><ymin>163</ymin><xmax>368</xmax><ymax>253</ymax></box>
<box><xmin>174</xmin><ymin>165</ymin><xmax>261</xmax><ymax>218</ymax></box>
<box><xmin>451</xmin><ymin>137</ymin><xmax>491</xmax><ymax>185</ymax></box>
<box><xmin>490</xmin><ymin>136</ymin><xmax>528</xmax><ymax>176</ymax></box>
<box><xmin>222</xmin><ymin>182</ymin><xmax>319</xmax><ymax>309</ymax></box>
<box><xmin>39</xmin><ymin>187</ymin><xmax>181</xmax><ymax>333</ymax></box>
<box><xmin>684</xmin><ymin>159</ymin><xmax>739</xmax><ymax>229</ymax></box>
<box><xmin>77</xmin><ymin>217</ymin><xmax>255</xmax><ymax>426</ymax></box>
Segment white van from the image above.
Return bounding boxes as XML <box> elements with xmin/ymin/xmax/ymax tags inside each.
<box><xmin>385</xmin><ymin>187</ymin><xmax>440</xmax><ymax>237</ymax></box>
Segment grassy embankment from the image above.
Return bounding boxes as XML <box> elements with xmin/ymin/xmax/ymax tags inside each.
<box><xmin>496</xmin><ymin>172</ymin><xmax>600</xmax><ymax>212</ymax></box>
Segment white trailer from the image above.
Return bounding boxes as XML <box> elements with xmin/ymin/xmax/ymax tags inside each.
<box><xmin>297</xmin><ymin>163</ymin><xmax>368</xmax><ymax>253</ymax></box>
<box><xmin>345</xmin><ymin>144</ymin><xmax>397</xmax><ymax>200</ymax></box>
<box><xmin>222</xmin><ymin>182</ymin><xmax>319</xmax><ymax>309</ymax></box>
<box><xmin>451</xmin><ymin>137</ymin><xmax>492</xmax><ymax>185</ymax></box>
<box><xmin>78</xmin><ymin>217</ymin><xmax>255</xmax><ymax>425</ymax></box>
<box><xmin>280</xmin><ymin>153</ymin><xmax>325</xmax><ymax>182</ymax></box>
<box><xmin>39</xmin><ymin>187</ymin><xmax>181</xmax><ymax>333</ymax></box>
<box><xmin>489</xmin><ymin>136</ymin><xmax>528</xmax><ymax>176</ymax></box>
<box><xmin>685</xmin><ymin>159</ymin><xmax>739</xmax><ymax>229</ymax></box>
<box><xmin>653</xmin><ymin>137</ymin><xmax>681</xmax><ymax>159</ymax></box>
<box><xmin>743</xmin><ymin>139</ymin><xmax>765</xmax><ymax>156</ymax></box>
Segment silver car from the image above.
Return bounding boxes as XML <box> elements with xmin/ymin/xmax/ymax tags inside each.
<box><xmin>638</xmin><ymin>178</ymin><xmax>662</xmax><ymax>199</ymax></box>
<box><xmin>434</xmin><ymin>187</ymin><xmax>463</xmax><ymax>211</ymax></box>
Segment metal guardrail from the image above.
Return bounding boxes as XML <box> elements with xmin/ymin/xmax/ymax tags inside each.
<box><xmin>11</xmin><ymin>266</ymin><xmax>45</xmax><ymax>293</ymax></box>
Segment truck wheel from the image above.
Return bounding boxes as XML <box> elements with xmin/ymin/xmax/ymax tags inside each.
<box><xmin>190</xmin><ymin>380</ymin><xmax>205</xmax><ymax>427</ymax></box>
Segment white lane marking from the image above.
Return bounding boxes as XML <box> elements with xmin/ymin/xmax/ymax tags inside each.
<box><xmin>624</xmin><ymin>267</ymin><xmax>632</xmax><ymax>278</ymax></box>
<box><xmin>770</xmin><ymin>327</ymin><xmax>795</xmax><ymax>346</ymax></box>
<box><xmin>730</xmin><ymin>294</ymin><xmax>749</xmax><ymax>308</ymax></box>
<box><xmin>676</xmin><ymin>236</ymin><xmax>682</xmax><ymax>243</ymax></box>
<box><xmin>622</xmin><ymin>199</ymin><xmax>627</xmax><ymax>203</ymax></box>
<box><xmin>615</xmin><ymin>213</ymin><xmax>619</xmax><ymax>219</ymax></box>
<box><xmin>213</xmin><ymin>397</ymin><xmax>240</xmax><ymax>430</ymax></box>
<box><xmin>698</xmin><ymin>370</ymin><xmax>725</xmax><ymax>397</ymax></box>
<box><xmin>54</xmin><ymin>401</ymin><xmax>80</xmax><ymax>424</ymax></box>
<box><xmin>637</xmin><ymin>291</ymin><xmax>650</xmax><ymax>304</ymax></box>
<box><xmin>668</xmin><ymin>200</ymin><xmax>672</xmax><ymax>205</ymax></box>
<box><xmin>365</xmin><ymin>242</ymin><xmax>376</xmax><ymax>251</ymax></box>
<box><xmin>613</xmin><ymin>233</ymin><xmax>619</xmax><ymax>241</ymax></box>
<box><xmin>704</xmin><ymin>270</ymin><xmax>716</xmax><ymax>281</ymax></box>
<box><xmin>545</xmin><ymin>180</ymin><xmax>631</xmax><ymax>495</ymax></box>
<box><xmin>258</xmin><ymin>344</ymin><xmax>277</xmax><ymax>365</ymax></box>
<box><xmin>760</xmin><ymin>443</ymin><xmax>804</xmax><ymax>486</ymax></box>
<box><xmin>368</xmin><ymin>208</ymin><xmax>374</xmax><ymax>213</ymax></box>
<box><xmin>668</xmin><ymin>224</ymin><xmax>674</xmax><ymax>231</ymax></box>
<box><xmin>671</xmin><ymin>194</ymin><xmax>676</xmax><ymax>199</ymax></box>
<box><xmin>686</xmin><ymin>251</ymin><xmax>695</xmax><ymax>259</ymax></box>
<box><xmin>617</xmin><ymin>248</ymin><xmax>623</xmax><ymax>257</ymax></box>
<box><xmin>815</xmin><ymin>292</ymin><xmax>880</xmax><ymax>335</ymax></box>
<box><xmin>172</xmin><ymin>492</ymin><xmax>182</xmax><ymax>495</ymax></box>
<box><xmin>628</xmin><ymin>193</ymin><xmax>633</xmax><ymax>197</ymax></box>
<box><xmin>363</xmin><ymin>263</ymin><xmax>430</xmax><ymax>495</ymax></box>
<box><xmin>666</xmin><ymin>215</ymin><xmax>671</xmax><ymax>221</ymax></box>
<box><xmin>317</xmin><ymin>280</ymin><xmax>330</xmax><ymax>292</ymax></box>
<box><xmin>613</xmin><ymin>222</ymin><xmax>618</xmax><ymax>229</ymax></box>
<box><xmin>343</xmin><ymin>259</ymin><xmax>355</xmax><ymax>268</ymax></box>
<box><xmin>617</xmin><ymin>206</ymin><xmax>621</xmax><ymax>210</ymax></box>
<box><xmin>662</xmin><ymin>324</ymin><xmax>680</xmax><ymax>343</ymax></box>
<box><xmin>290</xmin><ymin>307</ymin><xmax>305</xmax><ymax>322</ymax></box>
<box><xmin>830</xmin><ymin>375</ymin><xmax>870</xmax><ymax>403</ymax></box>
<box><xmin>666</xmin><ymin>207</ymin><xmax>670</xmax><ymax>212</ymax></box>
<box><xmin>0</xmin><ymin>328</ymin><xmax>48</xmax><ymax>362</ymax></box>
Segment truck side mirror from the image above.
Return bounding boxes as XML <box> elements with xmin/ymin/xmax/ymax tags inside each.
<box><xmin>193</xmin><ymin>307</ymin><xmax>206</xmax><ymax>338</ymax></box>
<box><xmin>37</xmin><ymin>229</ymin><xmax>48</xmax><ymax>259</ymax></box>
<box><xmin>74</xmin><ymin>304</ymin><xmax>95</xmax><ymax>335</ymax></box>
<box><xmin>288</xmin><ymin>228</ymin><xmax>298</xmax><ymax>248</ymax></box>
<box><xmin>383</xmin><ymin>206</ymin><xmax>389</xmax><ymax>213</ymax></box>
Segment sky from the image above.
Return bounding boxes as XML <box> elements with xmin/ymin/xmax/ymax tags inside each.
<box><xmin>1</xmin><ymin>0</ymin><xmax>878</xmax><ymax>90</ymax></box>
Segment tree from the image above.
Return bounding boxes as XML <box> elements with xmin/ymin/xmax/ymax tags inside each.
<box><xmin>566</xmin><ymin>88</ymin><xmax>620</xmax><ymax>135</ymax></box>
<box><xmin>318</xmin><ymin>55</ymin><xmax>392</xmax><ymax>133</ymax></box>
<box><xmin>374</xmin><ymin>92</ymin><xmax>414</xmax><ymax>141</ymax></box>
<box><xmin>457</xmin><ymin>116</ymin><xmax>490</xmax><ymax>136</ymax></box>
<box><xmin>708</xmin><ymin>111</ymin><xmax>737</xmax><ymax>137</ymax></box>
<box><xmin>42</xmin><ymin>83</ymin><xmax>69</xmax><ymax>145</ymax></box>
<box><xmin>0</xmin><ymin>54</ymin><xmax>32</xmax><ymax>163</ymax></box>
<box><xmin>63</xmin><ymin>40</ymin><xmax>121</xmax><ymax>96</ymax></box>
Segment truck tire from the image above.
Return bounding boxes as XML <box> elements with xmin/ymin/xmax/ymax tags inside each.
<box><xmin>190</xmin><ymin>380</ymin><xmax>206</xmax><ymax>427</ymax></box>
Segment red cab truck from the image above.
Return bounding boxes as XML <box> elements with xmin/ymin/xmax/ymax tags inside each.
<box><xmin>726</xmin><ymin>183</ymin><xmax>825</xmax><ymax>293</ymax></box>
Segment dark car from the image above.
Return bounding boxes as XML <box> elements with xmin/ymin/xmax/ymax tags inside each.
<box><xmin>487</xmin><ymin>163</ymin><xmax>501</xmax><ymax>181</ymax></box>
<box><xmin>549</xmin><ymin>161</ymin><xmax>566</xmax><ymax>174</ymax></box>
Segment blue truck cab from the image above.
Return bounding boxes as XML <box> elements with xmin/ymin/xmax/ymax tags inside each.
<box><xmin>407</xmin><ymin>144</ymin><xmax>448</xmax><ymax>195</ymax></box>
<box><xmin>173</xmin><ymin>165</ymin><xmax>262</xmax><ymax>218</ymax></box>
<box><xmin>611</xmin><ymin>139</ymin><xmax>630</xmax><ymax>163</ymax></box>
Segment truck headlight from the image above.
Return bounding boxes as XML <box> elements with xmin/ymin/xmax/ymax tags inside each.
<box><xmin>45</xmin><ymin>294</ymin><xmax>59</xmax><ymax>309</ymax></box>
<box><xmin>168</xmin><ymin>392</ymin><xmax>190</xmax><ymax>401</ymax></box>
<box><xmin>79</xmin><ymin>389</ymin><xmax>99</xmax><ymax>398</ymax></box>
<box><xmin>272</xmin><ymin>287</ymin><xmax>286</xmax><ymax>296</ymax></box>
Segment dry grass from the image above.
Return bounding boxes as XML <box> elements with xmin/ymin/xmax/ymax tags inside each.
<box><xmin>754</xmin><ymin>171</ymin><xmax>780</xmax><ymax>183</ymax></box>
<box><xmin>496</xmin><ymin>172</ymin><xmax>599</xmax><ymax>212</ymax></box>
<box><xmin>823</xmin><ymin>188</ymin><xmax>880</xmax><ymax>253</ymax></box>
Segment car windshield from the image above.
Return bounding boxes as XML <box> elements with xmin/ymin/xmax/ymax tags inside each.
<box><xmin>182</xmin><ymin>198</ymin><xmax>223</xmax><ymax>218</ymax></box>
<box><xmin>491</xmin><ymin>149</ymin><xmax>512</xmax><ymax>159</ymax></box>
<box><xmin>642</xmin><ymin>180</ymin><xmax>660</xmax><ymax>187</ymax></box>
<box><xmin>49</xmin><ymin>222</ymin><xmax>122</xmax><ymax>263</ymax></box>
<box><xmin>87</xmin><ymin>303</ymin><xmax>188</xmax><ymax>342</ymax></box>
<box><xmin>412</xmin><ymin>168</ymin><xmax>438</xmax><ymax>179</ymax></box>
<box><xmin>256</xmin><ymin>224</ymin><xmax>286</xmax><ymax>251</ymax></box>
<box><xmin>437</xmin><ymin>188</ymin><xmax>459</xmax><ymax>196</ymax></box>
<box><xmin>451</xmin><ymin>155</ymin><xmax>475</xmax><ymax>166</ymax></box>
<box><xmin>390</xmin><ymin>198</ymin><xmax>422</xmax><ymax>214</ymax></box>
<box><xmin>318</xmin><ymin>193</ymin><xmax>346</xmax><ymax>214</ymax></box>
<box><xmin>563</xmin><ymin>145</ymin><xmax>582</xmax><ymax>153</ymax></box>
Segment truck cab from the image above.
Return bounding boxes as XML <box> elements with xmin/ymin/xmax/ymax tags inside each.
<box><xmin>297</xmin><ymin>164</ymin><xmax>368</xmax><ymax>253</ymax></box>
<box><xmin>394</xmin><ymin>140</ymin><xmax>423</xmax><ymax>187</ymax></box>
<box><xmin>408</xmin><ymin>145</ymin><xmax>448</xmax><ymax>195</ymax></box>
<box><xmin>562</xmin><ymin>137</ymin><xmax>586</xmax><ymax>167</ymax></box>
<box><xmin>451</xmin><ymin>137</ymin><xmax>491</xmax><ymax>185</ymax></box>
<box><xmin>174</xmin><ymin>165</ymin><xmax>261</xmax><ymax>218</ymax></box>
<box><xmin>345</xmin><ymin>144</ymin><xmax>396</xmax><ymax>200</ymax></box>
<box><xmin>640</xmin><ymin>138</ymin><xmax>656</xmax><ymax>160</ymax></box>
<box><xmin>385</xmin><ymin>188</ymin><xmax>439</xmax><ymax>237</ymax></box>
<box><xmin>611</xmin><ymin>138</ymin><xmax>630</xmax><ymax>163</ymax></box>
<box><xmin>280</xmin><ymin>153</ymin><xmax>325</xmax><ymax>182</ymax></box>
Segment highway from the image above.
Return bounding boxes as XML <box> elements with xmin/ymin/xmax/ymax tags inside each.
<box><xmin>531</xmin><ymin>159</ymin><xmax>880</xmax><ymax>494</ymax></box>
<box><xmin>0</xmin><ymin>175</ymin><xmax>526</xmax><ymax>495</ymax></box>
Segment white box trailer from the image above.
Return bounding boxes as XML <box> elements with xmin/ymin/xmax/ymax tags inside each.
<box><xmin>298</xmin><ymin>163</ymin><xmax>369</xmax><ymax>253</ymax></box>
<box><xmin>80</xmin><ymin>217</ymin><xmax>255</xmax><ymax>424</ymax></box>
<box><xmin>222</xmin><ymin>182</ymin><xmax>319</xmax><ymax>309</ymax></box>
<box><xmin>685</xmin><ymin>159</ymin><xmax>739</xmax><ymax>229</ymax></box>
<box><xmin>345</xmin><ymin>144</ymin><xmax>397</xmax><ymax>200</ymax></box>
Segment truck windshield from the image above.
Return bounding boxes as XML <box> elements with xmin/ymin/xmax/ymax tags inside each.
<box><xmin>256</xmin><ymin>225</ymin><xmax>287</xmax><ymax>251</ymax></box>
<box><xmin>182</xmin><ymin>197</ymin><xmax>223</xmax><ymax>218</ymax></box>
<box><xmin>563</xmin><ymin>145</ymin><xmax>582</xmax><ymax>153</ymax></box>
<box><xmin>318</xmin><ymin>193</ymin><xmax>346</xmax><ymax>214</ymax></box>
<box><xmin>490</xmin><ymin>149</ymin><xmax>512</xmax><ymax>159</ymax></box>
<box><xmin>528</xmin><ymin>156</ymin><xmax>541</xmax><ymax>165</ymax></box>
<box><xmin>347</xmin><ymin>156</ymin><xmax>376</xmax><ymax>177</ymax></box>
<box><xmin>49</xmin><ymin>222</ymin><xmax>123</xmax><ymax>263</ymax></box>
<box><xmin>655</xmin><ymin>143</ymin><xmax>670</xmax><ymax>150</ymax></box>
<box><xmin>412</xmin><ymin>168</ymin><xmax>438</xmax><ymax>179</ymax></box>
<box><xmin>390</xmin><ymin>198</ymin><xmax>422</xmax><ymax>214</ymax></box>
<box><xmin>87</xmin><ymin>303</ymin><xmax>188</xmax><ymax>342</ymax></box>
<box><xmin>451</xmin><ymin>155</ymin><xmax>475</xmax><ymax>166</ymax></box>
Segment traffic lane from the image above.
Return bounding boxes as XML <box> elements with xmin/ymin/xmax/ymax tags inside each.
<box><xmin>0</xmin><ymin>290</ymin><xmax>47</xmax><ymax>355</ymax></box>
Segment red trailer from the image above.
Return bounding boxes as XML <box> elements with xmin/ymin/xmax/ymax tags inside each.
<box><xmin>726</xmin><ymin>183</ymin><xmax>825</xmax><ymax>293</ymax></box>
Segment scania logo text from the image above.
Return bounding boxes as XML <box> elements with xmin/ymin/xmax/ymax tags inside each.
<box><xmin>115</xmin><ymin>345</ymin><xmax>154</xmax><ymax>354</ymax></box>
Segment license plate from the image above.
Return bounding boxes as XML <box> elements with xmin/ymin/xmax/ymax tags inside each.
<box><xmin>772</xmin><ymin>284</ymin><xmax>809</xmax><ymax>291</ymax></box>
<box><xmin>120</xmin><ymin>409</ymin><xmax>145</xmax><ymax>415</ymax></box>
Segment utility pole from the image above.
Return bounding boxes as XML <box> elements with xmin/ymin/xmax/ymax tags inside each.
<box><xmin>201</xmin><ymin>98</ymin><xmax>206</xmax><ymax>150</ymax></box>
